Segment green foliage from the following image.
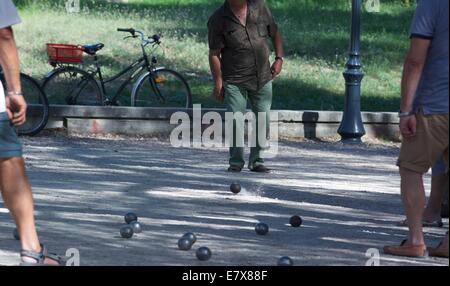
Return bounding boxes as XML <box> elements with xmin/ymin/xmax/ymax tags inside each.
<box><xmin>14</xmin><ymin>0</ymin><xmax>416</xmax><ymax>111</ymax></box>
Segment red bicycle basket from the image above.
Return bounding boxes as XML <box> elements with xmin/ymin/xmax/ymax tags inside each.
<box><xmin>46</xmin><ymin>43</ymin><xmax>84</xmax><ymax>64</ymax></box>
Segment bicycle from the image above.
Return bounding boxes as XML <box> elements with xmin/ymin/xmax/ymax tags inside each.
<box><xmin>42</xmin><ymin>28</ymin><xmax>193</xmax><ymax>108</ymax></box>
<box><xmin>0</xmin><ymin>71</ymin><xmax>49</xmax><ymax>136</ymax></box>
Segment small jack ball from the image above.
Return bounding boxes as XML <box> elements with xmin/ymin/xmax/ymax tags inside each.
<box><xmin>277</xmin><ymin>256</ymin><xmax>294</xmax><ymax>266</ymax></box>
<box><xmin>182</xmin><ymin>232</ymin><xmax>197</xmax><ymax>245</ymax></box>
<box><xmin>13</xmin><ymin>228</ymin><xmax>20</xmax><ymax>240</ymax></box>
<box><xmin>230</xmin><ymin>183</ymin><xmax>241</xmax><ymax>194</ymax></box>
<box><xmin>120</xmin><ymin>225</ymin><xmax>134</xmax><ymax>239</ymax></box>
<box><xmin>255</xmin><ymin>223</ymin><xmax>269</xmax><ymax>235</ymax></box>
<box><xmin>196</xmin><ymin>247</ymin><xmax>212</xmax><ymax>261</ymax></box>
<box><xmin>124</xmin><ymin>213</ymin><xmax>138</xmax><ymax>224</ymax></box>
<box><xmin>130</xmin><ymin>221</ymin><xmax>142</xmax><ymax>233</ymax></box>
<box><xmin>289</xmin><ymin>215</ymin><xmax>303</xmax><ymax>227</ymax></box>
<box><xmin>178</xmin><ymin>238</ymin><xmax>192</xmax><ymax>251</ymax></box>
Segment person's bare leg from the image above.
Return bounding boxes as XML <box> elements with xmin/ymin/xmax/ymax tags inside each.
<box><xmin>423</xmin><ymin>173</ymin><xmax>448</xmax><ymax>221</ymax></box>
<box><xmin>400</xmin><ymin>167</ymin><xmax>426</xmax><ymax>246</ymax></box>
<box><xmin>0</xmin><ymin>157</ymin><xmax>58</xmax><ymax>265</ymax></box>
<box><xmin>0</xmin><ymin>157</ymin><xmax>40</xmax><ymax>250</ymax></box>
<box><xmin>429</xmin><ymin>232</ymin><xmax>449</xmax><ymax>258</ymax></box>
<box><xmin>441</xmin><ymin>233</ymin><xmax>449</xmax><ymax>251</ymax></box>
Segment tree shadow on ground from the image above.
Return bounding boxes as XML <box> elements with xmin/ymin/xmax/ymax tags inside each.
<box><xmin>0</xmin><ymin>135</ymin><xmax>446</xmax><ymax>266</ymax></box>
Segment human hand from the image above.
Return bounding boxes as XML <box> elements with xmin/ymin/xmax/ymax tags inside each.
<box><xmin>6</xmin><ymin>94</ymin><xmax>27</xmax><ymax>126</ymax></box>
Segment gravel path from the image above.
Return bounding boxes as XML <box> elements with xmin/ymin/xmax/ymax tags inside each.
<box><xmin>0</xmin><ymin>134</ymin><xmax>448</xmax><ymax>266</ymax></box>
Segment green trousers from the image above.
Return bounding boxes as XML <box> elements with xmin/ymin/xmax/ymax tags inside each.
<box><xmin>224</xmin><ymin>81</ymin><xmax>273</xmax><ymax>170</ymax></box>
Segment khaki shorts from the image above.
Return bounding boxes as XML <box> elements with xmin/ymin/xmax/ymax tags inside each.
<box><xmin>397</xmin><ymin>112</ymin><xmax>449</xmax><ymax>174</ymax></box>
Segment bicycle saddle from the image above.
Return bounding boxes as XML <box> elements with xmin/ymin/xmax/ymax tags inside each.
<box><xmin>82</xmin><ymin>43</ymin><xmax>105</xmax><ymax>55</ymax></box>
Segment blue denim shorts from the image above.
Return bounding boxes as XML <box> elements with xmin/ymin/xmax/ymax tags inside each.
<box><xmin>0</xmin><ymin>112</ymin><xmax>22</xmax><ymax>158</ymax></box>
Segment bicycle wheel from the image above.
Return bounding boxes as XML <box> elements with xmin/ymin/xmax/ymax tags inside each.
<box><xmin>132</xmin><ymin>68</ymin><xmax>192</xmax><ymax>108</ymax></box>
<box><xmin>0</xmin><ymin>73</ymin><xmax>49</xmax><ymax>136</ymax></box>
<box><xmin>42</xmin><ymin>66</ymin><xmax>102</xmax><ymax>106</ymax></box>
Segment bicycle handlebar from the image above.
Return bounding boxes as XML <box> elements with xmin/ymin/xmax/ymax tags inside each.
<box><xmin>117</xmin><ymin>28</ymin><xmax>136</xmax><ymax>35</ymax></box>
<box><xmin>117</xmin><ymin>28</ymin><xmax>161</xmax><ymax>46</ymax></box>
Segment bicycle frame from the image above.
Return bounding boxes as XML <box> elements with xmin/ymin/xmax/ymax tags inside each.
<box><xmin>46</xmin><ymin>29</ymin><xmax>167</xmax><ymax>106</ymax></box>
<box><xmin>93</xmin><ymin>56</ymin><xmax>147</xmax><ymax>105</ymax></box>
<box><xmin>88</xmin><ymin>33</ymin><xmax>161</xmax><ymax>105</ymax></box>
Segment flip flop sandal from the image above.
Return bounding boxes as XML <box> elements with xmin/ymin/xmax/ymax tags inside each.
<box><xmin>383</xmin><ymin>239</ymin><xmax>428</xmax><ymax>258</ymax></box>
<box><xmin>397</xmin><ymin>219</ymin><xmax>444</xmax><ymax>228</ymax></box>
<box><xmin>427</xmin><ymin>241</ymin><xmax>450</xmax><ymax>258</ymax></box>
<box><xmin>20</xmin><ymin>244</ymin><xmax>65</xmax><ymax>266</ymax></box>
<box><xmin>423</xmin><ymin>220</ymin><xmax>444</xmax><ymax>227</ymax></box>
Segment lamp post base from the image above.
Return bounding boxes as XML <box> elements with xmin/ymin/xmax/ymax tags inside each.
<box><xmin>339</xmin><ymin>137</ymin><xmax>363</xmax><ymax>144</ymax></box>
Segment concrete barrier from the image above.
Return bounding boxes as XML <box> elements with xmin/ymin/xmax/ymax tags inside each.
<box><xmin>46</xmin><ymin>105</ymin><xmax>401</xmax><ymax>141</ymax></box>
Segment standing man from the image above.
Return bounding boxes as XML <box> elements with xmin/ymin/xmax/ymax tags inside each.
<box><xmin>384</xmin><ymin>0</ymin><xmax>449</xmax><ymax>258</ymax></box>
<box><xmin>208</xmin><ymin>0</ymin><xmax>284</xmax><ymax>173</ymax></box>
<box><xmin>1</xmin><ymin>0</ymin><xmax>62</xmax><ymax>265</ymax></box>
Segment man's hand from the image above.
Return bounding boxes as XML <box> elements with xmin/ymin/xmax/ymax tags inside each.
<box><xmin>399</xmin><ymin>115</ymin><xmax>417</xmax><ymax>139</ymax></box>
<box><xmin>271</xmin><ymin>59</ymin><xmax>283</xmax><ymax>79</ymax></box>
<box><xmin>6</xmin><ymin>94</ymin><xmax>27</xmax><ymax>126</ymax></box>
<box><xmin>209</xmin><ymin>49</ymin><xmax>224</xmax><ymax>103</ymax></box>
<box><xmin>212</xmin><ymin>83</ymin><xmax>224</xmax><ymax>103</ymax></box>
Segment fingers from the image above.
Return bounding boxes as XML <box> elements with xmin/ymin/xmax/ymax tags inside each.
<box><xmin>5</xmin><ymin>109</ymin><xmax>13</xmax><ymax>121</ymax></box>
<box><xmin>220</xmin><ymin>87</ymin><xmax>225</xmax><ymax>102</ymax></box>
<box><xmin>213</xmin><ymin>90</ymin><xmax>221</xmax><ymax>100</ymax></box>
<box><xmin>12</xmin><ymin>109</ymin><xmax>26</xmax><ymax>126</ymax></box>
<box><xmin>271</xmin><ymin>69</ymin><xmax>277</xmax><ymax>79</ymax></box>
<box><xmin>406</xmin><ymin>117</ymin><xmax>417</xmax><ymax>137</ymax></box>
<box><xmin>400</xmin><ymin>124</ymin><xmax>413</xmax><ymax>137</ymax></box>
<box><xmin>400</xmin><ymin>128</ymin><xmax>411</xmax><ymax>138</ymax></box>
<box><xmin>401</xmin><ymin>130</ymin><xmax>413</xmax><ymax>138</ymax></box>
<box><xmin>410</xmin><ymin>122</ymin><xmax>417</xmax><ymax>137</ymax></box>
<box><xmin>400</xmin><ymin>119</ymin><xmax>417</xmax><ymax>138</ymax></box>
<box><xmin>8</xmin><ymin>96</ymin><xmax>27</xmax><ymax>126</ymax></box>
<box><xmin>399</xmin><ymin>116</ymin><xmax>417</xmax><ymax>138</ymax></box>
<box><xmin>271</xmin><ymin>64</ymin><xmax>282</xmax><ymax>78</ymax></box>
<box><xmin>211</xmin><ymin>86</ymin><xmax>225</xmax><ymax>103</ymax></box>
<box><xmin>212</xmin><ymin>91</ymin><xmax>223</xmax><ymax>103</ymax></box>
<box><xmin>217</xmin><ymin>91</ymin><xmax>224</xmax><ymax>103</ymax></box>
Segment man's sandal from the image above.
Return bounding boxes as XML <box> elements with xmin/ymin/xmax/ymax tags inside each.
<box><xmin>397</xmin><ymin>218</ymin><xmax>444</xmax><ymax>228</ymax></box>
<box><xmin>427</xmin><ymin>241</ymin><xmax>449</xmax><ymax>258</ymax></box>
<box><xmin>383</xmin><ymin>239</ymin><xmax>428</xmax><ymax>258</ymax></box>
<box><xmin>20</xmin><ymin>244</ymin><xmax>65</xmax><ymax>266</ymax></box>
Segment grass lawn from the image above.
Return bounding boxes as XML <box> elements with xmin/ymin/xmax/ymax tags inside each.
<box><xmin>14</xmin><ymin>0</ymin><xmax>415</xmax><ymax>111</ymax></box>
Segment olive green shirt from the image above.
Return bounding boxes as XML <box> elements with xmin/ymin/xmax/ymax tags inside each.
<box><xmin>208</xmin><ymin>0</ymin><xmax>278</xmax><ymax>91</ymax></box>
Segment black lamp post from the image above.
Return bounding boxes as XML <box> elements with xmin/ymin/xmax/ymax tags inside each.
<box><xmin>338</xmin><ymin>0</ymin><xmax>366</xmax><ymax>143</ymax></box>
